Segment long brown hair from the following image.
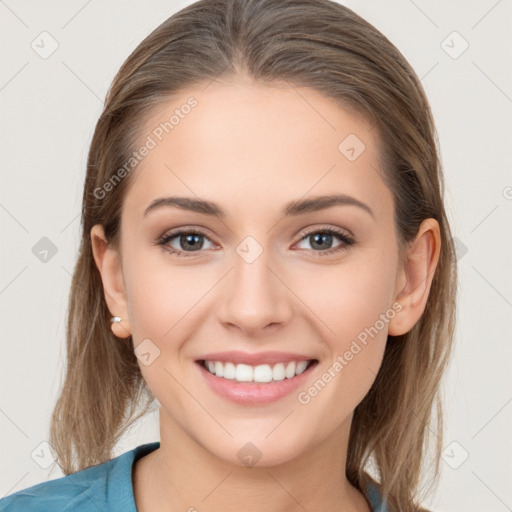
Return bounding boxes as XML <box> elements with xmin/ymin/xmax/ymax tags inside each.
<box><xmin>50</xmin><ymin>1</ymin><xmax>457</xmax><ymax>509</ymax></box>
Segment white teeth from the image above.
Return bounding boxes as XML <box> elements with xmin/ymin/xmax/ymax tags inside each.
<box><xmin>223</xmin><ymin>362</ymin><xmax>236</xmax><ymax>379</ymax></box>
<box><xmin>272</xmin><ymin>363</ymin><xmax>286</xmax><ymax>381</ymax></box>
<box><xmin>236</xmin><ymin>363</ymin><xmax>254</xmax><ymax>382</ymax></box>
<box><xmin>296</xmin><ymin>360</ymin><xmax>309</xmax><ymax>375</ymax></box>
<box><xmin>203</xmin><ymin>359</ymin><xmax>313</xmax><ymax>382</ymax></box>
<box><xmin>214</xmin><ymin>361</ymin><xmax>224</xmax><ymax>378</ymax></box>
<box><xmin>284</xmin><ymin>362</ymin><xmax>296</xmax><ymax>379</ymax></box>
<box><xmin>253</xmin><ymin>364</ymin><xmax>273</xmax><ymax>383</ymax></box>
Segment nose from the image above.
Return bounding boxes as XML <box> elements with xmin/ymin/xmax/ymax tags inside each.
<box><xmin>216</xmin><ymin>247</ymin><xmax>293</xmax><ymax>337</ymax></box>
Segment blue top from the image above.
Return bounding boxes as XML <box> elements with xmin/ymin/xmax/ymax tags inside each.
<box><xmin>0</xmin><ymin>442</ymin><xmax>389</xmax><ymax>511</ymax></box>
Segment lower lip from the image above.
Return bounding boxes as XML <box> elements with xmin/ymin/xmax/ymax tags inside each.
<box><xmin>195</xmin><ymin>360</ymin><xmax>318</xmax><ymax>405</ymax></box>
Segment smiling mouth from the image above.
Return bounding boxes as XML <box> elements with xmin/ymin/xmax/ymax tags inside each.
<box><xmin>197</xmin><ymin>359</ymin><xmax>318</xmax><ymax>384</ymax></box>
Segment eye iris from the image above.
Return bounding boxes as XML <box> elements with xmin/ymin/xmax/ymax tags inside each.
<box><xmin>180</xmin><ymin>233</ymin><xmax>203</xmax><ymax>251</ymax></box>
<box><xmin>310</xmin><ymin>232</ymin><xmax>333</xmax><ymax>250</ymax></box>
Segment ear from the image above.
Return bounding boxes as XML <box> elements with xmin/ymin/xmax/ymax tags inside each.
<box><xmin>388</xmin><ymin>218</ymin><xmax>441</xmax><ymax>336</ymax></box>
<box><xmin>90</xmin><ymin>224</ymin><xmax>131</xmax><ymax>338</ymax></box>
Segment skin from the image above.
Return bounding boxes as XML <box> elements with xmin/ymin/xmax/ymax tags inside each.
<box><xmin>91</xmin><ymin>79</ymin><xmax>440</xmax><ymax>512</ymax></box>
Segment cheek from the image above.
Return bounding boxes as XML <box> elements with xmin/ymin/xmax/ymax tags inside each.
<box><xmin>123</xmin><ymin>256</ymin><xmax>205</xmax><ymax>403</ymax></box>
<box><xmin>292</xmin><ymin>288</ymin><xmax>391</xmax><ymax>427</ymax></box>
<box><xmin>294</xmin><ymin>251</ymin><xmax>397</xmax><ymax>342</ymax></box>
<box><xmin>290</xmin><ymin>251</ymin><xmax>396</xmax><ymax>395</ymax></box>
<box><xmin>124</xmin><ymin>250</ymin><xmax>208</xmax><ymax>340</ymax></box>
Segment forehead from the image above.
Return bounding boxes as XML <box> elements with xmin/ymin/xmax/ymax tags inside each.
<box><xmin>124</xmin><ymin>81</ymin><xmax>391</xmax><ymax>220</ymax></box>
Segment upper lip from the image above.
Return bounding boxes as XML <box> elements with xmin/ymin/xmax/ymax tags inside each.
<box><xmin>196</xmin><ymin>351</ymin><xmax>317</xmax><ymax>366</ymax></box>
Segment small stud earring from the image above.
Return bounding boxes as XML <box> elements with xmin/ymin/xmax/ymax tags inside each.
<box><xmin>110</xmin><ymin>316</ymin><xmax>131</xmax><ymax>339</ymax></box>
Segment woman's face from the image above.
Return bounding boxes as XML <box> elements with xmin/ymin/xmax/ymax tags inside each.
<box><xmin>100</xmin><ymin>80</ymin><xmax>408</xmax><ymax>466</ymax></box>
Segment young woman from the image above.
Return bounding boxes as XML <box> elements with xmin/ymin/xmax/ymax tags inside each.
<box><xmin>0</xmin><ymin>0</ymin><xmax>457</xmax><ymax>510</ymax></box>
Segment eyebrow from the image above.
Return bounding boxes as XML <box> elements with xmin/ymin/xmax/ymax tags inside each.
<box><xmin>143</xmin><ymin>193</ymin><xmax>374</xmax><ymax>219</ymax></box>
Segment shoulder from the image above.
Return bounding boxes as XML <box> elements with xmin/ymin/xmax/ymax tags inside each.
<box><xmin>363</xmin><ymin>475</ymin><xmax>433</xmax><ymax>512</ymax></box>
<box><xmin>0</xmin><ymin>467</ymin><xmax>106</xmax><ymax>512</ymax></box>
<box><xmin>364</xmin><ymin>477</ymin><xmax>390</xmax><ymax>512</ymax></box>
<box><xmin>0</xmin><ymin>442</ymin><xmax>160</xmax><ymax>512</ymax></box>
<box><xmin>0</xmin><ymin>458</ymin><xmax>117</xmax><ymax>512</ymax></box>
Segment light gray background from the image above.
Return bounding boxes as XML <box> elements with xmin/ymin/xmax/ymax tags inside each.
<box><xmin>1</xmin><ymin>1</ymin><xmax>511</xmax><ymax>510</ymax></box>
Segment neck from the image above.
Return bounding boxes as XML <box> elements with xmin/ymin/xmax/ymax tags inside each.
<box><xmin>133</xmin><ymin>408</ymin><xmax>371</xmax><ymax>512</ymax></box>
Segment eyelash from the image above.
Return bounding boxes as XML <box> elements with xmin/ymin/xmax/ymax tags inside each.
<box><xmin>155</xmin><ymin>226</ymin><xmax>356</xmax><ymax>258</ymax></box>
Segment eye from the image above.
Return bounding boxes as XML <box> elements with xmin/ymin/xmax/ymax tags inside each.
<box><xmin>294</xmin><ymin>227</ymin><xmax>355</xmax><ymax>256</ymax></box>
<box><xmin>156</xmin><ymin>229</ymin><xmax>215</xmax><ymax>257</ymax></box>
